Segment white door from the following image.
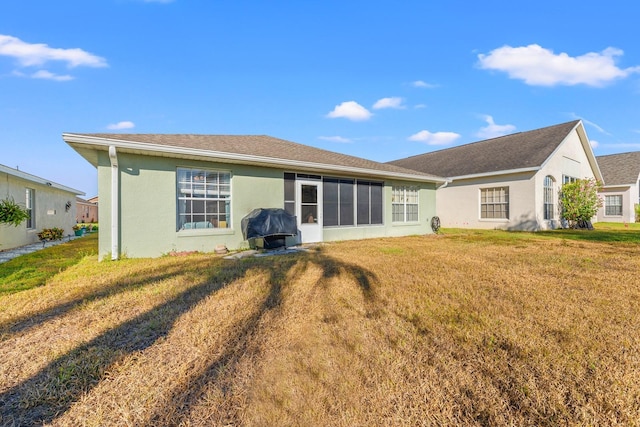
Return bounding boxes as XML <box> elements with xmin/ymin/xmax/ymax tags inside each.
<box><xmin>296</xmin><ymin>180</ymin><xmax>322</xmax><ymax>243</ymax></box>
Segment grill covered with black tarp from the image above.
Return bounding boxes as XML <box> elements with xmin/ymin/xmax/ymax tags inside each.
<box><xmin>241</xmin><ymin>208</ymin><xmax>298</xmax><ymax>249</ymax></box>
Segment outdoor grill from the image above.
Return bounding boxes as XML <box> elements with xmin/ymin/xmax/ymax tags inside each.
<box><xmin>241</xmin><ymin>208</ymin><xmax>298</xmax><ymax>249</ymax></box>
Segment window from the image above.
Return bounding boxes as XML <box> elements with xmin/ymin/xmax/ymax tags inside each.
<box><xmin>605</xmin><ymin>195</ymin><xmax>622</xmax><ymax>216</ymax></box>
<box><xmin>543</xmin><ymin>176</ymin><xmax>554</xmax><ymax>220</ymax></box>
<box><xmin>563</xmin><ymin>175</ymin><xmax>578</xmax><ymax>184</ymax></box>
<box><xmin>177</xmin><ymin>168</ymin><xmax>231</xmax><ymax>230</ymax></box>
<box><xmin>392</xmin><ymin>186</ymin><xmax>419</xmax><ymax>222</ymax></box>
<box><xmin>284</xmin><ymin>173</ymin><xmax>295</xmax><ymax>216</ymax></box>
<box><xmin>480</xmin><ymin>187</ymin><xmax>509</xmax><ymax>219</ymax></box>
<box><xmin>357</xmin><ymin>181</ymin><xmax>383</xmax><ymax>225</ymax></box>
<box><xmin>25</xmin><ymin>188</ymin><xmax>35</xmax><ymax>229</ymax></box>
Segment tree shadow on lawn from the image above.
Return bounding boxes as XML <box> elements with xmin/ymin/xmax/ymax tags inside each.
<box><xmin>147</xmin><ymin>252</ymin><xmax>379</xmax><ymax>426</ymax></box>
<box><xmin>0</xmin><ymin>249</ymin><xmax>377</xmax><ymax>426</ymax></box>
<box><xmin>0</xmin><ymin>261</ymin><xmax>203</xmax><ymax>337</ymax></box>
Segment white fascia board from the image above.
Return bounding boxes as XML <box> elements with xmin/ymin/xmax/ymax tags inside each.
<box><xmin>0</xmin><ymin>163</ymin><xmax>84</xmax><ymax>195</ymax></box>
<box><xmin>600</xmin><ymin>184</ymin><xmax>631</xmax><ymax>190</ymax></box>
<box><xmin>63</xmin><ymin>133</ymin><xmax>447</xmax><ymax>184</ymax></box>
<box><xmin>448</xmin><ymin>166</ymin><xmax>539</xmax><ymax>181</ymax></box>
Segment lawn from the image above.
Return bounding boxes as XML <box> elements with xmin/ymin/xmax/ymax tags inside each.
<box><xmin>0</xmin><ymin>228</ymin><xmax>639</xmax><ymax>425</ymax></box>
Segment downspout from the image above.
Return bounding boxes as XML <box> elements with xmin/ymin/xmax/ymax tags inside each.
<box><xmin>108</xmin><ymin>146</ymin><xmax>119</xmax><ymax>260</ymax></box>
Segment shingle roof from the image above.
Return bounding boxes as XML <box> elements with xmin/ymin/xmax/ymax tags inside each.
<box><xmin>64</xmin><ymin>133</ymin><xmax>445</xmax><ymax>182</ymax></box>
<box><xmin>388</xmin><ymin>121</ymin><xmax>581</xmax><ymax>178</ymax></box>
<box><xmin>596</xmin><ymin>151</ymin><xmax>640</xmax><ymax>186</ymax></box>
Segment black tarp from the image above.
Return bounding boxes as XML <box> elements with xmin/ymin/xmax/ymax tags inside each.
<box><xmin>241</xmin><ymin>208</ymin><xmax>298</xmax><ymax>248</ymax></box>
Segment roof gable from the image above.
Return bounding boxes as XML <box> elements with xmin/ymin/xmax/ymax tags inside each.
<box><xmin>63</xmin><ymin>133</ymin><xmax>445</xmax><ymax>183</ymax></box>
<box><xmin>388</xmin><ymin>121</ymin><xmax>581</xmax><ymax>178</ymax></box>
<box><xmin>596</xmin><ymin>151</ymin><xmax>640</xmax><ymax>186</ymax></box>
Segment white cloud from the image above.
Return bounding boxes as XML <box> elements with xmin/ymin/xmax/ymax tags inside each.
<box><xmin>326</xmin><ymin>101</ymin><xmax>372</xmax><ymax>121</ymax></box>
<box><xmin>590</xmin><ymin>139</ymin><xmax>599</xmax><ymax>149</ymax></box>
<box><xmin>31</xmin><ymin>70</ymin><xmax>74</xmax><ymax>81</ymax></box>
<box><xmin>318</xmin><ymin>136</ymin><xmax>352</xmax><ymax>143</ymax></box>
<box><xmin>372</xmin><ymin>97</ymin><xmax>405</xmax><ymax>110</ymax></box>
<box><xmin>412</xmin><ymin>80</ymin><xmax>437</xmax><ymax>88</ymax></box>
<box><xmin>478</xmin><ymin>44</ymin><xmax>640</xmax><ymax>87</ymax></box>
<box><xmin>107</xmin><ymin>121</ymin><xmax>135</xmax><ymax>130</ymax></box>
<box><xmin>568</xmin><ymin>113</ymin><xmax>610</xmax><ymax>135</ymax></box>
<box><xmin>414</xmin><ymin>104</ymin><xmax>427</xmax><ymax>109</ymax></box>
<box><xmin>475</xmin><ymin>115</ymin><xmax>516</xmax><ymax>139</ymax></box>
<box><xmin>0</xmin><ymin>34</ymin><xmax>107</xmax><ymax>68</ymax></box>
<box><xmin>408</xmin><ymin>130</ymin><xmax>460</xmax><ymax>146</ymax></box>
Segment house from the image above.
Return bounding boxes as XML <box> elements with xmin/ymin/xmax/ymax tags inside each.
<box><xmin>389</xmin><ymin>120</ymin><xmax>603</xmax><ymax>231</ymax></box>
<box><xmin>596</xmin><ymin>152</ymin><xmax>640</xmax><ymax>223</ymax></box>
<box><xmin>63</xmin><ymin>133</ymin><xmax>446</xmax><ymax>260</ymax></box>
<box><xmin>76</xmin><ymin>196</ymin><xmax>98</xmax><ymax>223</ymax></box>
<box><xmin>0</xmin><ymin>164</ymin><xmax>84</xmax><ymax>251</ymax></box>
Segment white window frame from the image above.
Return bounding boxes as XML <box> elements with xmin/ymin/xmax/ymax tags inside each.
<box><xmin>25</xmin><ymin>188</ymin><xmax>35</xmax><ymax>229</ymax></box>
<box><xmin>543</xmin><ymin>176</ymin><xmax>555</xmax><ymax>220</ymax></box>
<box><xmin>605</xmin><ymin>194</ymin><xmax>623</xmax><ymax>216</ymax></box>
<box><xmin>480</xmin><ymin>187</ymin><xmax>509</xmax><ymax>220</ymax></box>
<box><xmin>176</xmin><ymin>167</ymin><xmax>231</xmax><ymax>230</ymax></box>
<box><xmin>392</xmin><ymin>186</ymin><xmax>419</xmax><ymax>223</ymax></box>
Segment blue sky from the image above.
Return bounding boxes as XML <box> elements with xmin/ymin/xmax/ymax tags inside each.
<box><xmin>1</xmin><ymin>0</ymin><xmax>639</xmax><ymax>197</ymax></box>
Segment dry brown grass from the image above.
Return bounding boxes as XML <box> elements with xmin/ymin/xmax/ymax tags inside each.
<box><xmin>1</xmin><ymin>231</ymin><xmax>639</xmax><ymax>426</ymax></box>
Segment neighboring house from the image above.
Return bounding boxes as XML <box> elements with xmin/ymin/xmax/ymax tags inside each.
<box><xmin>63</xmin><ymin>133</ymin><xmax>446</xmax><ymax>260</ymax></box>
<box><xmin>0</xmin><ymin>164</ymin><xmax>84</xmax><ymax>251</ymax></box>
<box><xmin>389</xmin><ymin>120</ymin><xmax>603</xmax><ymax>231</ymax></box>
<box><xmin>76</xmin><ymin>196</ymin><xmax>98</xmax><ymax>223</ymax></box>
<box><xmin>596</xmin><ymin>152</ymin><xmax>640</xmax><ymax>223</ymax></box>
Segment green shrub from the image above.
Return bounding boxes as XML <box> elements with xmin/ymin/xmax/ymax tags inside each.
<box><xmin>560</xmin><ymin>178</ymin><xmax>603</xmax><ymax>228</ymax></box>
<box><xmin>37</xmin><ymin>227</ymin><xmax>65</xmax><ymax>241</ymax></box>
<box><xmin>635</xmin><ymin>204</ymin><xmax>640</xmax><ymax>222</ymax></box>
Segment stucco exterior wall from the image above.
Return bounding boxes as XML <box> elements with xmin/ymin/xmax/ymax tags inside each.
<box><xmin>96</xmin><ymin>152</ymin><xmax>437</xmax><ymax>259</ymax></box>
<box><xmin>536</xmin><ymin>129</ymin><xmax>599</xmax><ymax>229</ymax></box>
<box><xmin>436</xmin><ymin>172</ymin><xmax>536</xmax><ymax>230</ymax></box>
<box><xmin>597</xmin><ymin>186</ymin><xmax>635</xmax><ymax>223</ymax></box>
<box><xmin>0</xmin><ymin>172</ymin><xmax>78</xmax><ymax>251</ymax></box>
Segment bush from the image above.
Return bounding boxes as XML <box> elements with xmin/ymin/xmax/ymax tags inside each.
<box><xmin>560</xmin><ymin>178</ymin><xmax>603</xmax><ymax>228</ymax></box>
<box><xmin>37</xmin><ymin>228</ymin><xmax>65</xmax><ymax>241</ymax></box>
<box><xmin>635</xmin><ymin>204</ymin><xmax>640</xmax><ymax>223</ymax></box>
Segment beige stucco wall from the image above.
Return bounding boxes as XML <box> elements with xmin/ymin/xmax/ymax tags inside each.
<box><xmin>0</xmin><ymin>172</ymin><xmax>78</xmax><ymax>251</ymax></box>
<box><xmin>436</xmin><ymin>126</ymin><xmax>598</xmax><ymax>231</ymax></box>
<box><xmin>97</xmin><ymin>151</ymin><xmax>437</xmax><ymax>259</ymax></box>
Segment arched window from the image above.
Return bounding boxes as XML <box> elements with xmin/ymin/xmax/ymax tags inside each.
<box><xmin>543</xmin><ymin>176</ymin><xmax>554</xmax><ymax>220</ymax></box>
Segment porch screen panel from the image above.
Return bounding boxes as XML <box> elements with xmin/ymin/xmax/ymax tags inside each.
<box><xmin>323</xmin><ymin>178</ymin><xmax>339</xmax><ymax>226</ymax></box>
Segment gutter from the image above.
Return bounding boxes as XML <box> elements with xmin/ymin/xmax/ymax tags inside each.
<box><xmin>109</xmin><ymin>146</ymin><xmax>119</xmax><ymax>260</ymax></box>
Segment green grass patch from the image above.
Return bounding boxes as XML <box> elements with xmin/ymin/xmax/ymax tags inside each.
<box><xmin>0</xmin><ymin>233</ymin><xmax>98</xmax><ymax>295</ymax></box>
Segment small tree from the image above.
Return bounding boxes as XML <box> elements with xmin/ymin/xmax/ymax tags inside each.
<box><xmin>0</xmin><ymin>197</ymin><xmax>30</xmax><ymax>227</ymax></box>
<box><xmin>559</xmin><ymin>178</ymin><xmax>603</xmax><ymax>229</ymax></box>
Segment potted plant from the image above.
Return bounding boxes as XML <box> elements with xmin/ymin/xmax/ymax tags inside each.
<box><xmin>72</xmin><ymin>224</ymin><xmax>84</xmax><ymax>236</ymax></box>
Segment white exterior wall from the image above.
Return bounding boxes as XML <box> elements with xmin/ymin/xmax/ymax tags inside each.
<box><xmin>536</xmin><ymin>129</ymin><xmax>599</xmax><ymax>229</ymax></box>
<box><xmin>0</xmin><ymin>172</ymin><xmax>79</xmax><ymax>251</ymax></box>
<box><xmin>597</xmin><ymin>186</ymin><xmax>635</xmax><ymax>223</ymax></box>
<box><xmin>436</xmin><ymin>125</ymin><xmax>599</xmax><ymax>231</ymax></box>
<box><xmin>436</xmin><ymin>172</ymin><xmax>536</xmax><ymax>230</ymax></box>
